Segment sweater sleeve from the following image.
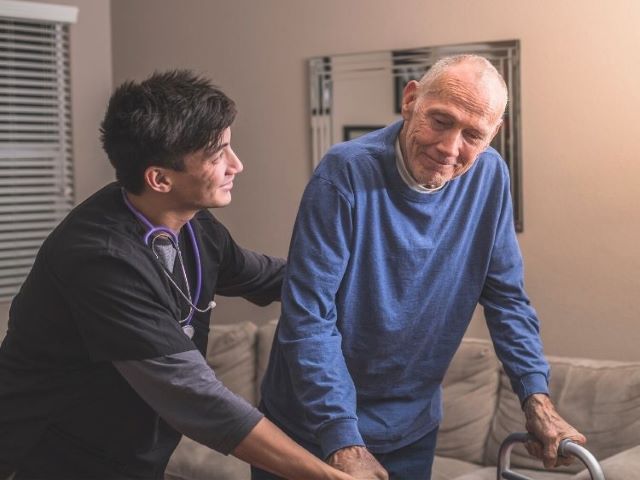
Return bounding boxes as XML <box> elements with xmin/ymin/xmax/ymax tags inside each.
<box><xmin>277</xmin><ymin>175</ymin><xmax>365</xmax><ymax>458</ymax></box>
<box><xmin>479</xmin><ymin>162</ymin><xmax>550</xmax><ymax>404</ymax></box>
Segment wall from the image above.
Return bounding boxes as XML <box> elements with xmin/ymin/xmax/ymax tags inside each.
<box><xmin>0</xmin><ymin>0</ymin><xmax>113</xmax><ymax>335</ymax></box>
<box><xmin>63</xmin><ymin>0</ymin><xmax>114</xmax><ymax>203</ymax></box>
<box><xmin>110</xmin><ymin>0</ymin><xmax>640</xmax><ymax>361</ymax></box>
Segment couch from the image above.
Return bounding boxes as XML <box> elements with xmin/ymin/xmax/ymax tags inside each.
<box><xmin>165</xmin><ymin>320</ymin><xmax>640</xmax><ymax>480</ymax></box>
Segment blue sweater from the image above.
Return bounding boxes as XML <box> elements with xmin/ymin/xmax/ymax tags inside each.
<box><xmin>261</xmin><ymin>121</ymin><xmax>549</xmax><ymax>457</ymax></box>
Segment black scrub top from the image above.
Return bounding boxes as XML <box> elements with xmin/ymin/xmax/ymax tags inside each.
<box><xmin>0</xmin><ymin>182</ymin><xmax>284</xmax><ymax>478</ymax></box>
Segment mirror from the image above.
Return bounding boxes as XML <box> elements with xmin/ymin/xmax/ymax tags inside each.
<box><xmin>308</xmin><ymin>40</ymin><xmax>523</xmax><ymax>231</ymax></box>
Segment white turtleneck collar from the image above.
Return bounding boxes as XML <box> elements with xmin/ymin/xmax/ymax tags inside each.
<box><xmin>394</xmin><ymin>137</ymin><xmax>445</xmax><ymax>194</ymax></box>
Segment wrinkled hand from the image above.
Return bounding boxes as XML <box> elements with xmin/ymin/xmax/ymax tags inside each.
<box><xmin>523</xmin><ymin>393</ymin><xmax>587</xmax><ymax>469</ymax></box>
<box><xmin>327</xmin><ymin>446</ymin><xmax>388</xmax><ymax>480</ymax></box>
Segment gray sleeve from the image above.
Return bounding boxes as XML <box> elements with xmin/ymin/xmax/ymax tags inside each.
<box><xmin>113</xmin><ymin>349</ymin><xmax>263</xmax><ymax>455</ymax></box>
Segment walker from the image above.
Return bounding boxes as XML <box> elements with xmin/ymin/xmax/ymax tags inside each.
<box><xmin>497</xmin><ymin>432</ymin><xmax>605</xmax><ymax>480</ymax></box>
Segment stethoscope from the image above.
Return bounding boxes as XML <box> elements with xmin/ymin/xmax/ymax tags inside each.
<box><xmin>121</xmin><ymin>189</ymin><xmax>215</xmax><ymax>338</ymax></box>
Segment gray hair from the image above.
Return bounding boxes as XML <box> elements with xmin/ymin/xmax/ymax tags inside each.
<box><xmin>418</xmin><ymin>54</ymin><xmax>508</xmax><ymax>117</ymax></box>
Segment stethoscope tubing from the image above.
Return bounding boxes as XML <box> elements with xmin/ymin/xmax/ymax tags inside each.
<box><xmin>121</xmin><ymin>189</ymin><xmax>207</xmax><ymax>326</ymax></box>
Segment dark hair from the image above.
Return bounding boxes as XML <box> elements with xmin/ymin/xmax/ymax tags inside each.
<box><xmin>100</xmin><ymin>70</ymin><xmax>237</xmax><ymax>193</ymax></box>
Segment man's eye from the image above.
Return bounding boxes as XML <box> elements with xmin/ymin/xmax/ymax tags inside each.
<box><xmin>432</xmin><ymin>117</ymin><xmax>448</xmax><ymax>128</ymax></box>
<box><xmin>465</xmin><ymin>132</ymin><xmax>483</xmax><ymax>144</ymax></box>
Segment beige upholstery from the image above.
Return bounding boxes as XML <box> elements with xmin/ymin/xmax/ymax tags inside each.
<box><xmin>485</xmin><ymin>355</ymin><xmax>640</xmax><ymax>474</ymax></box>
<box><xmin>436</xmin><ymin>338</ymin><xmax>500</xmax><ymax>464</ymax></box>
<box><xmin>572</xmin><ymin>445</ymin><xmax>640</xmax><ymax>480</ymax></box>
<box><xmin>205</xmin><ymin>321</ymin><xmax>258</xmax><ymax>406</ymax></box>
<box><xmin>166</xmin><ymin>321</ymin><xmax>640</xmax><ymax>480</ymax></box>
<box><xmin>455</xmin><ymin>466</ymin><xmax>572</xmax><ymax>480</ymax></box>
<box><xmin>430</xmin><ymin>455</ymin><xmax>481</xmax><ymax>479</ymax></box>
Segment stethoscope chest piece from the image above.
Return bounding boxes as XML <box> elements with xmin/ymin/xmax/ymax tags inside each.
<box><xmin>182</xmin><ymin>324</ymin><xmax>195</xmax><ymax>339</ymax></box>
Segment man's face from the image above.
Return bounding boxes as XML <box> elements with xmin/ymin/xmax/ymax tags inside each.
<box><xmin>169</xmin><ymin>127</ymin><xmax>243</xmax><ymax>209</ymax></box>
<box><xmin>399</xmin><ymin>71</ymin><xmax>503</xmax><ymax>189</ymax></box>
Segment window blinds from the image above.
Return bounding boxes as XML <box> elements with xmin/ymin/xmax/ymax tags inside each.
<box><xmin>0</xmin><ymin>1</ymin><xmax>77</xmax><ymax>302</ymax></box>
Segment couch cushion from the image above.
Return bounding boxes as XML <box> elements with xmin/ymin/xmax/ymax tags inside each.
<box><xmin>431</xmin><ymin>455</ymin><xmax>482</xmax><ymax>480</ymax></box>
<box><xmin>256</xmin><ymin>319</ymin><xmax>278</xmax><ymax>402</ymax></box>
<box><xmin>206</xmin><ymin>321</ymin><xmax>258</xmax><ymax>406</ymax></box>
<box><xmin>454</xmin><ymin>465</ymin><xmax>573</xmax><ymax>480</ymax></box>
<box><xmin>486</xmin><ymin>355</ymin><xmax>640</xmax><ymax>474</ymax></box>
<box><xmin>165</xmin><ymin>436</ymin><xmax>250</xmax><ymax>480</ymax></box>
<box><xmin>436</xmin><ymin>338</ymin><xmax>500</xmax><ymax>464</ymax></box>
<box><xmin>571</xmin><ymin>444</ymin><xmax>640</xmax><ymax>480</ymax></box>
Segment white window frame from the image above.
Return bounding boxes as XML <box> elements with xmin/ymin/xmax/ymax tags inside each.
<box><xmin>0</xmin><ymin>1</ymin><xmax>78</xmax><ymax>301</ymax></box>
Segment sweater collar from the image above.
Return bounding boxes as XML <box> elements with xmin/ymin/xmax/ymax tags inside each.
<box><xmin>379</xmin><ymin>121</ymin><xmax>450</xmax><ymax>203</ymax></box>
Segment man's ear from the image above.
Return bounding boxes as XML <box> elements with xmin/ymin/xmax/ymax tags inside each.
<box><xmin>488</xmin><ymin>119</ymin><xmax>503</xmax><ymax>146</ymax></box>
<box><xmin>143</xmin><ymin>166</ymin><xmax>172</xmax><ymax>193</ymax></box>
<box><xmin>401</xmin><ymin>80</ymin><xmax>420</xmax><ymax>120</ymax></box>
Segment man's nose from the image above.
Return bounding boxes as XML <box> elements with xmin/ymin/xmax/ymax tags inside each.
<box><xmin>436</xmin><ymin>130</ymin><xmax>462</xmax><ymax>159</ymax></box>
<box><xmin>228</xmin><ymin>148</ymin><xmax>244</xmax><ymax>174</ymax></box>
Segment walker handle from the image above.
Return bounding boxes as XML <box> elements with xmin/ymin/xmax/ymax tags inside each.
<box><xmin>496</xmin><ymin>432</ymin><xmax>605</xmax><ymax>480</ymax></box>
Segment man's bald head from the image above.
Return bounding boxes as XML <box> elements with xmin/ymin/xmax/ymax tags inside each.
<box><xmin>417</xmin><ymin>55</ymin><xmax>508</xmax><ymax>123</ymax></box>
<box><xmin>398</xmin><ymin>54</ymin><xmax>509</xmax><ymax>189</ymax></box>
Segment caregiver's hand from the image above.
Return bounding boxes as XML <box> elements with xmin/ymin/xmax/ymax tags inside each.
<box><xmin>327</xmin><ymin>446</ymin><xmax>388</xmax><ymax>480</ymax></box>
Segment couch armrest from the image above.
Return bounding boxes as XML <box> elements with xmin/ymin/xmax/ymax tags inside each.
<box><xmin>571</xmin><ymin>445</ymin><xmax>640</xmax><ymax>480</ymax></box>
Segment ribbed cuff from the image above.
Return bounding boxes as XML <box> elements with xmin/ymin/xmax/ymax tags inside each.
<box><xmin>516</xmin><ymin>372</ymin><xmax>549</xmax><ymax>405</ymax></box>
<box><xmin>317</xmin><ymin>418</ymin><xmax>365</xmax><ymax>459</ymax></box>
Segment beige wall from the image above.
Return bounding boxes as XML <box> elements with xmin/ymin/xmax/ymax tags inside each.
<box><xmin>110</xmin><ymin>0</ymin><xmax>640</xmax><ymax>361</ymax></box>
<box><xmin>63</xmin><ymin>0</ymin><xmax>115</xmax><ymax>203</ymax></box>
<box><xmin>0</xmin><ymin>0</ymin><xmax>113</xmax><ymax>335</ymax></box>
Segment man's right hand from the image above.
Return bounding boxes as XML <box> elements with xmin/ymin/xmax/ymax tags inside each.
<box><xmin>523</xmin><ymin>394</ymin><xmax>587</xmax><ymax>469</ymax></box>
<box><xmin>327</xmin><ymin>446</ymin><xmax>388</xmax><ymax>480</ymax></box>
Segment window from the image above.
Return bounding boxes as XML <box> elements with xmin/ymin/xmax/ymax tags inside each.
<box><xmin>0</xmin><ymin>1</ymin><xmax>77</xmax><ymax>301</ymax></box>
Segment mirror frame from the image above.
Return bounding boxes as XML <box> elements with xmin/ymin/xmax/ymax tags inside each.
<box><xmin>309</xmin><ymin>39</ymin><xmax>523</xmax><ymax>232</ymax></box>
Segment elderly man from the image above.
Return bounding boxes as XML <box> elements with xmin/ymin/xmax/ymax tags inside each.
<box><xmin>256</xmin><ymin>55</ymin><xmax>585</xmax><ymax>480</ymax></box>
